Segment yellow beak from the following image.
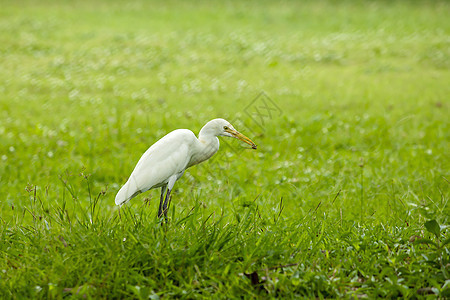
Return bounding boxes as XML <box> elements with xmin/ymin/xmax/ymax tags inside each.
<box><xmin>225</xmin><ymin>128</ymin><xmax>257</xmax><ymax>149</ymax></box>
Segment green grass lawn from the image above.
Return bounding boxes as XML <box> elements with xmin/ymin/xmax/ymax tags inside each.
<box><xmin>1</xmin><ymin>0</ymin><xmax>449</xmax><ymax>298</ymax></box>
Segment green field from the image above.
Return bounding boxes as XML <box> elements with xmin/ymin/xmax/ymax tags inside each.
<box><xmin>1</xmin><ymin>0</ymin><xmax>449</xmax><ymax>298</ymax></box>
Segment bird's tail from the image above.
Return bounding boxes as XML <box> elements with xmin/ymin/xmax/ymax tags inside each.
<box><xmin>115</xmin><ymin>179</ymin><xmax>141</xmax><ymax>206</ymax></box>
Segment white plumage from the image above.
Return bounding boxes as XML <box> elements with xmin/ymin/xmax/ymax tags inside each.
<box><xmin>115</xmin><ymin>118</ymin><xmax>257</xmax><ymax>218</ymax></box>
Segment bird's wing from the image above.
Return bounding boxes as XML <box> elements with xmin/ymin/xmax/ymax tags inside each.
<box><xmin>115</xmin><ymin>129</ymin><xmax>196</xmax><ymax>205</ymax></box>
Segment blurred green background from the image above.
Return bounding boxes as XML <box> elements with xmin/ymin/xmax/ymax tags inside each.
<box><xmin>1</xmin><ymin>0</ymin><xmax>449</xmax><ymax>298</ymax></box>
<box><xmin>1</xmin><ymin>0</ymin><xmax>448</xmax><ymax>222</ymax></box>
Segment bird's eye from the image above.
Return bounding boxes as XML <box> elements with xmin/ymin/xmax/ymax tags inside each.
<box><xmin>223</xmin><ymin>126</ymin><xmax>229</xmax><ymax>130</ymax></box>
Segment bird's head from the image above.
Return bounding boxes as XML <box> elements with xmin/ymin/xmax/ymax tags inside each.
<box><xmin>205</xmin><ymin>118</ymin><xmax>257</xmax><ymax>149</ymax></box>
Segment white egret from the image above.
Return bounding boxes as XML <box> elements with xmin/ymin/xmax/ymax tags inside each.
<box><xmin>115</xmin><ymin>118</ymin><xmax>257</xmax><ymax>218</ymax></box>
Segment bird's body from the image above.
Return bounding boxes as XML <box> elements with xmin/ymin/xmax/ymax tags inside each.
<box><xmin>115</xmin><ymin>118</ymin><xmax>257</xmax><ymax>218</ymax></box>
<box><xmin>115</xmin><ymin>128</ymin><xmax>219</xmax><ymax>205</ymax></box>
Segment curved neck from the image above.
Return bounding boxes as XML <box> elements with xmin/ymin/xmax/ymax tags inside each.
<box><xmin>187</xmin><ymin>132</ymin><xmax>219</xmax><ymax>168</ymax></box>
<box><xmin>199</xmin><ymin>124</ymin><xmax>215</xmax><ymax>140</ymax></box>
<box><xmin>198</xmin><ymin>125</ymin><xmax>220</xmax><ymax>153</ymax></box>
<box><xmin>198</xmin><ymin>130</ymin><xmax>220</xmax><ymax>158</ymax></box>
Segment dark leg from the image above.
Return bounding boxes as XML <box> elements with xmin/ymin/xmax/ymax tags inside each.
<box><xmin>159</xmin><ymin>174</ymin><xmax>178</xmax><ymax>222</ymax></box>
<box><xmin>162</xmin><ymin>188</ymin><xmax>172</xmax><ymax>221</ymax></box>
<box><xmin>158</xmin><ymin>186</ymin><xmax>167</xmax><ymax>218</ymax></box>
